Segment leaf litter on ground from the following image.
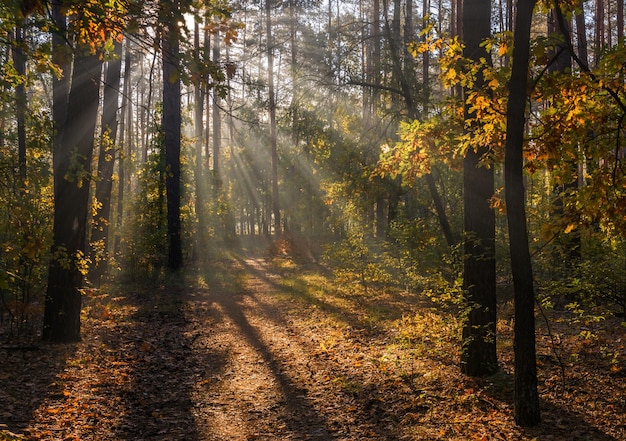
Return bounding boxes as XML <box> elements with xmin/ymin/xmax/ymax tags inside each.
<box><xmin>0</xmin><ymin>250</ymin><xmax>624</xmax><ymax>440</ymax></box>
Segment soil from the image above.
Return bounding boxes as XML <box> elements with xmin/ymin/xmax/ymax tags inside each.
<box><xmin>1</xmin><ymin>251</ymin><xmax>625</xmax><ymax>440</ymax></box>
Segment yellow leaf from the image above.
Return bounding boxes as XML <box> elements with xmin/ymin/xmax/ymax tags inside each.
<box><xmin>564</xmin><ymin>223</ymin><xmax>577</xmax><ymax>234</ymax></box>
<box><xmin>498</xmin><ymin>44</ymin><xmax>508</xmax><ymax>57</ymax></box>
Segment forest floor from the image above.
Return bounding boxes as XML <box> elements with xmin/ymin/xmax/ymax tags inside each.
<box><xmin>1</xmin><ymin>243</ymin><xmax>625</xmax><ymax>440</ymax></box>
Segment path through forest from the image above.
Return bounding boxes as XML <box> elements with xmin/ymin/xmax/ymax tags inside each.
<box><xmin>1</xmin><ymin>251</ymin><xmax>624</xmax><ymax>440</ymax></box>
<box><xmin>3</xmin><ymin>255</ymin><xmax>408</xmax><ymax>440</ymax></box>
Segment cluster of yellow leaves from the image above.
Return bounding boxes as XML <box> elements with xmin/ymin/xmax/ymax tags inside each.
<box><xmin>67</xmin><ymin>0</ymin><xmax>127</xmax><ymax>56</ymax></box>
<box><xmin>380</xmin><ymin>32</ymin><xmax>513</xmax><ymax>182</ymax></box>
<box><xmin>376</xmin><ymin>115</ymin><xmax>462</xmax><ymax>182</ymax></box>
<box><xmin>400</xmin><ymin>23</ymin><xmax>626</xmax><ymax>238</ymax></box>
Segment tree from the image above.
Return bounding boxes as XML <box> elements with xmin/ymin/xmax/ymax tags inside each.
<box><xmin>91</xmin><ymin>39</ymin><xmax>123</xmax><ymax>283</ymax></box>
<box><xmin>460</xmin><ymin>0</ymin><xmax>497</xmax><ymax>377</ymax></box>
<box><xmin>43</xmin><ymin>7</ymin><xmax>103</xmax><ymax>342</ymax></box>
<box><xmin>504</xmin><ymin>0</ymin><xmax>541</xmax><ymax>426</ymax></box>
<box><xmin>193</xmin><ymin>17</ymin><xmax>208</xmax><ymax>253</ymax></box>
<box><xmin>212</xmin><ymin>30</ymin><xmax>222</xmax><ymax>190</ymax></box>
<box><xmin>161</xmin><ymin>0</ymin><xmax>183</xmax><ymax>270</ymax></box>
<box><xmin>12</xmin><ymin>22</ymin><xmax>27</xmax><ymax>183</ymax></box>
<box><xmin>266</xmin><ymin>0</ymin><xmax>281</xmax><ymax>235</ymax></box>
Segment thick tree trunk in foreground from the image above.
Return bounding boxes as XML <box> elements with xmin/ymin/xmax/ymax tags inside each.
<box><xmin>44</xmin><ymin>45</ymin><xmax>102</xmax><ymax>342</ymax></box>
<box><xmin>162</xmin><ymin>5</ymin><xmax>183</xmax><ymax>270</ymax></box>
<box><xmin>460</xmin><ymin>0</ymin><xmax>497</xmax><ymax>377</ymax></box>
<box><xmin>505</xmin><ymin>0</ymin><xmax>540</xmax><ymax>426</ymax></box>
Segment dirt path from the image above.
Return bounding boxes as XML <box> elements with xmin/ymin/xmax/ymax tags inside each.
<box><xmin>2</xmin><ymin>256</ymin><xmax>399</xmax><ymax>440</ymax></box>
<box><xmin>182</xmin><ymin>256</ymin><xmax>400</xmax><ymax>440</ymax></box>
<box><xmin>187</xmin><ymin>257</ymin><xmax>342</xmax><ymax>440</ymax></box>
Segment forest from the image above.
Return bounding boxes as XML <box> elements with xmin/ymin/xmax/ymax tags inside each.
<box><xmin>0</xmin><ymin>0</ymin><xmax>625</xmax><ymax>439</ymax></box>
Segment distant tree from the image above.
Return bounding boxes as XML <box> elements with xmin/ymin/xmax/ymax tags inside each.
<box><xmin>115</xmin><ymin>40</ymin><xmax>131</xmax><ymax>256</ymax></box>
<box><xmin>193</xmin><ymin>18</ymin><xmax>208</xmax><ymax>252</ymax></box>
<box><xmin>460</xmin><ymin>0</ymin><xmax>497</xmax><ymax>377</ymax></box>
<box><xmin>12</xmin><ymin>22</ymin><xmax>27</xmax><ymax>183</ymax></box>
<box><xmin>91</xmin><ymin>39</ymin><xmax>123</xmax><ymax>283</ymax></box>
<box><xmin>212</xmin><ymin>30</ymin><xmax>222</xmax><ymax>190</ymax></box>
<box><xmin>266</xmin><ymin>0</ymin><xmax>281</xmax><ymax>235</ymax></box>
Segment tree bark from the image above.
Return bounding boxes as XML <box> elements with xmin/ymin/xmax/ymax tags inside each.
<box><xmin>90</xmin><ymin>39</ymin><xmax>122</xmax><ymax>283</ymax></box>
<box><xmin>13</xmin><ymin>24</ymin><xmax>27</xmax><ymax>183</ymax></box>
<box><xmin>162</xmin><ymin>2</ymin><xmax>183</xmax><ymax>270</ymax></box>
<box><xmin>194</xmin><ymin>19</ymin><xmax>208</xmax><ymax>253</ymax></box>
<box><xmin>115</xmin><ymin>41</ymin><xmax>131</xmax><ymax>255</ymax></box>
<box><xmin>504</xmin><ymin>0</ymin><xmax>541</xmax><ymax>426</ymax></box>
<box><xmin>212</xmin><ymin>31</ymin><xmax>222</xmax><ymax>190</ymax></box>
<box><xmin>460</xmin><ymin>0</ymin><xmax>498</xmax><ymax>377</ymax></box>
<box><xmin>594</xmin><ymin>0</ymin><xmax>605</xmax><ymax>66</ymax></box>
<box><xmin>44</xmin><ymin>29</ymin><xmax>103</xmax><ymax>342</ymax></box>
<box><xmin>575</xmin><ymin>6</ymin><xmax>589</xmax><ymax>68</ymax></box>
<box><xmin>618</xmin><ymin>0</ymin><xmax>624</xmax><ymax>43</ymax></box>
<box><xmin>266</xmin><ymin>0</ymin><xmax>281</xmax><ymax>235</ymax></box>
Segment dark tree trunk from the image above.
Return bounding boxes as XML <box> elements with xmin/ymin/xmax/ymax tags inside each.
<box><xmin>383</xmin><ymin>0</ymin><xmax>455</xmax><ymax>246</ymax></box>
<box><xmin>266</xmin><ymin>0</ymin><xmax>281</xmax><ymax>235</ymax></box>
<box><xmin>504</xmin><ymin>0</ymin><xmax>541</xmax><ymax>426</ymax></box>
<box><xmin>90</xmin><ymin>39</ymin><xmax>122</xmax><ymax>283</ymax></box>
<box><xmin>422</xmin><ymin>0</ymin><xmax>431</xmax><ymax>112</ymax></box>
<box><xmin>575</xmin><ymin>6</ymin><xmax>589</xmax><ymax>68</ymax></box>
<box><xmin>194</xmin><ymin>20</ymin><xmax>208</xmax><ymax>253</ymax></box>
<box><xmin>460</xmin><ymin>0</ymin><xmax>498</xmax><ymax>377</ymax></box>
<box><xmin>425</xmin><ymin>173</ymin><xmax>456</xmax><ymax>246</ymax></box>
<box><xmin>212</xmin><ymin>31</ymin><xmax>222</xmax><ymax>189</ymax></box>
<box><xmin>44</xmin><ymin>32</ymin><xmax>102</xmax><ymax>342</ymax></box>
<box><xmin>550</xmin><ymin>4</ymin><xmax>580</xmax><ymax>264</ymax></box>
<box><xmin>13</xmin><ymin>25</ymin><xmax>27</xmax><ymax>182</ymax></box>
<box><xmin>115</xmin><ymin>41</ymin><xmax>131</xmax><ymax>255</ymax></box>
<box><xmin>162</xmin><ymin>3</ymin><xmax>183</xmax><ymax>270</ymax></box>
<box><xmin>618</xmin><ymin>0</ymin><xmax>624</xmax><ymax>43</ymax></box>
<box><xmin>594</xmin><ymin>0</ymin><xmax>605</xmax><ymax>66</ymax></box>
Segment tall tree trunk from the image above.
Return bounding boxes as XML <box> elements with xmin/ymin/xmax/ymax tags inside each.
<box><xmin>618</xmin><ymin>0</ymin><xmax>624</xmax><ymax>43</ymax></box>
<box><xmin>504</xmin><ymin>0</ymin><xmax>541</xmax><ymax>426</ymax></box>
<box><xmin>194</xmin><ymin>19</ymin><xmax>207</xmax><ymax>253</ymax></box>
<box><xmin>90</xmin><ymin>39</ymin><xmax>122</xmax><ymax>283</ymax></box>
<box><xmin>460</xmin><ymin>0</ymin><xmax>498</xmax><ymax>377</ymax></box>
<box><xmin>550</xmin><ymin>5</ymin><xmax>580</xmax><ymax>264</ymax></box>
<box><xmin>13</xmin><ymin>25</ymin><xmax>27</xmax><ymax>183</ymax></box>
<box><xmin>162</xmin><ymin>1</ymin><xmax>183</xmax><ymax>270</ymax></box>
<box><xmin>425</xmin><ymin>172</ymin><xmax>455</xmax><ymax>245</ymax></box>
<box><xmin>115</xmin><ymin>41</ymin><xmax>131</xmax><ymax>255</ymax></box>
<box><xmin>266</xmin><ymin>0</ymin><xmax>281</xmax><ymax>235</ymax></box>
<box><xmin>422</xmin><ymin>0</ymin><xmax>431</xmax><ymax>112</ymax></box>
<box><xmin>383</xmin><ymin>0</ymin><xmax>455</xmax><ymax>245</ymax></box>
<box><xmin>44</xmin><ymin>30</ymin><xmax>103</xmax><ymax>342</ymax></box>
<box><xmin>212</xmin><ymin>31</ymin><xmax>222</xmax><ymax>190</ymax></box>
<box><xmin>575</xmin><ymin>6</ymin><xmax>589</xmax><ymax>68</ymax></box>
<box><xmin>594</xmin><ymin>0</ymin><xmax>605</xmax><ymax>66</ymax></box>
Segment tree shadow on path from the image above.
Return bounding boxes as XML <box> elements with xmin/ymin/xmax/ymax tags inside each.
<box><xmin>213</xmin><ymin>255</ymin><xmax>404</xmax><ymax>440</ymax></box>
<box><xmin>198</xmin><ymin>257</ymin><xmax>339</xmax><ymax>440</ymax></box>
<box><xmin>0</xmin><ymin>342</ymin><xmax>77</xmax><ymax>436</ymax></box>
<box><xmin>111</xmin><ymin>286</ymin><xmax>227</xmax><ymax>440</ymax></box>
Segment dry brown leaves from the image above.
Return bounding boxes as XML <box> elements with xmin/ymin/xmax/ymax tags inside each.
<box><xmin>0</xmin><ymin>254</ymin><xmax>624</xmax><ymax>440</ymax></box>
